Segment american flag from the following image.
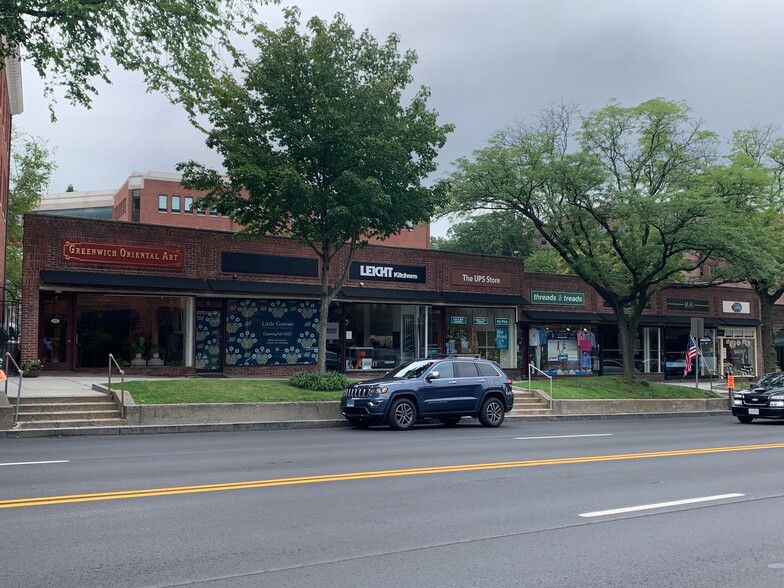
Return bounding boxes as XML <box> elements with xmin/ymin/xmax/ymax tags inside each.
<box><xmin>684</xmin><ymin>337</ymin><xmax>697</xmax><ymax>377</ymax></box>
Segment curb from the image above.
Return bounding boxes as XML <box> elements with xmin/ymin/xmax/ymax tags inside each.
<box><xmin>0</xmin><ymin>411</ymin><xmax>732</xmax><ymax>438</ymax></box>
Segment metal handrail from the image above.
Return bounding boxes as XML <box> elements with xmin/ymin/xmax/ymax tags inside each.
<box><xmin>528</xmin><ymin>363</ymin><xmax>553</xmax><ymax>410</ymax></box>
<box><xmin>4</xmin><ymin>352</ymin><xmax>24</xmax><ymax>426</ymax></box>
<box><xmin>107</xmin><ymin>354</ymin><xmax>126</xmax><ymax>419</ymax></box>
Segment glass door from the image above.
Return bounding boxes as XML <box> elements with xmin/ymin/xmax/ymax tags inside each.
<box><xmin>41</xmin><ymin>293</ymin><xmax>75</xmax><ymax>371</ymax></box>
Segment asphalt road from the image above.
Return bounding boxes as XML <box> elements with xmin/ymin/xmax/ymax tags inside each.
<box><xmin>1</xmin><ymin>416</ymin><xmax>783</xmax><ymax>587</ymax></box>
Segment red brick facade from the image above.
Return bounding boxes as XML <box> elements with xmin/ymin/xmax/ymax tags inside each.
<box><xmin>21</xmin><ymin>213</ymin><xmax>764</xmax><ymax>377</ymax></box>
<box><xmin>110</xmin><ymin>172</ymin><xmax>430</xmax><ymax>249</ymax></box>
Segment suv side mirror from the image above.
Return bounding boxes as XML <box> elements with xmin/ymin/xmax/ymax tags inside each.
<box><xmin>426</xmin><ymin>371</ymin><xmax>440</xmax><ymax>381</ymax></box>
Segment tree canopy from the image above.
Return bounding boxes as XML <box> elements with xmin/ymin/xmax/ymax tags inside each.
<box><xmin>446</xmin><ymin>98</ymin><xmax>753</xmax><ymax>378</ymax></box>
<box><xmin>7</xmin><ymin>130</ymin><xmax>56</xmax><ymax>296</ymax></box>
<box><xmin>1</xmin><ymin>0</ymin><xmax>268</xmax><ymax>115</ymax></box>
<box><xmin>177</xmin><ymin>9</ymin><xmax>453</xmax><ymax>373</ymax></box>
<box><xmin>716</xmin><ymin>125</ymin><xmax>784</xmax><ymax>372</ymax></box>
<box><xmin>431</xmin><ymin>211</ymin><xmax>537</xmax><ymax>256</ymax></box>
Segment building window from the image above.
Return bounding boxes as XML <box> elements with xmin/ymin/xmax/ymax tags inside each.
<box><xmin>131</xmin><ymin>189</ymin><xmax>141</xmax><ymax>222</ymax></box>
<box><xmin>210</xmin><ymin>207</ymin><xmax>218</xmax><ymax>216</ymax></box>
<box><xmin>184</xmin><ymin>196</ymin><xmax>193</xmax><ymax>214</ymax></box>
<box><xmin>158</xmin><ymin>194</ymin><xmax>168</xmax><ymax>213</ymax></box>
<box><xmin>171</xmin><ymin>195</ymin><xmax>181</xmax><ymax>214</ymax></box>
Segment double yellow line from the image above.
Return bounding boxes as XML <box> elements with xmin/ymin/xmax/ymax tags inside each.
<box><xmin>2</xmin><ymin>442</ymin><xmax>783</xmax><ymax>510</ymax></box>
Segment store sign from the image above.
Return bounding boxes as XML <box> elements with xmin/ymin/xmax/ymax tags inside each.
<box><xmin>495</xmin><ymin>318</ymin><xmax>511</xmax><ymax>325</ymax></box>
<box><xmin>450</xmin><ymin>270</ymin><xmax>511</xmax><ymax>288</ymax></box>
<box><xmin>722</xmin><ymin>301</ymin><xmax>750</xmax><ymax>314</ymax></box>
<box><xmin>62</xmin><ymin>240</ymin><xmax>183</xmax><ymax>268</ymax></box>
<box><xmin>667</xmin><ymin>298</ymin><xmax>709</xmax><ymax>312</ymax></box>
<box><xmin>473</xmin><ymin>317</ymin><xmax>489</xmax><ymax>325</ymax></box>
<box><xmin>349</xmin><ymin>262</ymin><xmax>426</xmax><ymax>283</ymax></box>
<box><xmin>450</xmin><ymin>316</ymin><xmax>467</xmax><ymax>325</ymax></box>
<box><xmin>530</xmin><ymin>290</ymin><xmax>585</xmax><ymax>305</ymax></box>
<box><xmin>495</xmin><ymin>326</ymin><xmax>509</xmax><ymax>350</ymax></box>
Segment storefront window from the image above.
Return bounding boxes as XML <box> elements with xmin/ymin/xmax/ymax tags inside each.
<box><xmin>76</xmin><ymin>294</ymin><xmax>190</xmax><ymax>368</ymax></box>
<box><xmin>445</xmin><ymin>308</ymin><xmax>516</xmax><ymax>368</ymax></box>
<box><xmin>529</xmin><ymin>325</ymin><xmax>598</xmax><ymax>375</ymax></box>
<box><xmin>720</xmin><ymin>328</ymin><xmax>756</xmax><ymax>376</ymax></box>
<box><xmin>342</xmin><ymin>303</ymin><xmax>428</xmax><ymax>371</ymax></box>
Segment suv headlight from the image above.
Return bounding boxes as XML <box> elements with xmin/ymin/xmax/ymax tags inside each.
<box><xmin>372</xmin><ymin>387</ymin><xmax>389</xmax><ymax>396</ymax></box>
<box><xmin>770</xmin><ymin>395</ymin><xmax>784</xmax><ymax>407</ymax></box>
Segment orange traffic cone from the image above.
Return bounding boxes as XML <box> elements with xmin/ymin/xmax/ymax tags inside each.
<box><xmin>0</xmin><ymin>370</ymin><xmax>6</xmax><ymax>380</ymax></box>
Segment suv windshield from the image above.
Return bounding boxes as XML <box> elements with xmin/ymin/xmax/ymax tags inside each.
<box><xmin>386</xmin><ymin>360</ymin><xmax>437</xmax><ymax>379</ymax></box>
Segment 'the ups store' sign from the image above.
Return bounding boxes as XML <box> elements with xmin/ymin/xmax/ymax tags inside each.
<box><xmin>62</xmin><ymin>241</ymin><xmax>184</xmax><ymax>269</ymax></box>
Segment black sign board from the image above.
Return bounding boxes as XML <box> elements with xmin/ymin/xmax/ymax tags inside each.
<box><xmin>667</xmin><ymin>298</ymin><xmax>709</xmax><ymax>312</ymax></box>
<box><xmin>222</xmin><ymin>252</ymin><xmax>318</xmax><ymax>277</ymax></box>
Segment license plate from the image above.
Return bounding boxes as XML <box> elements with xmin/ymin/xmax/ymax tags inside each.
<box><xmin>749</xmin><ymin>408</ymin><xmax>759</xmax><ymax>415</ymax></box>
<box><xmin>346</xmin><ymin>398</ymin><xmax>355</xmax><ymax>407</ymax></box>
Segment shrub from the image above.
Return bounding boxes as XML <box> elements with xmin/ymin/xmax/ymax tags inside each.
<box><xmin>289</xmin><ymin>371</ymin><xmax>349</xmax><ymax>391</ymax></box>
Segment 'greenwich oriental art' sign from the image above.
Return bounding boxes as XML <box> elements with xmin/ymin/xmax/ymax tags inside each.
<box><xmin>62</xmin><ymin>241</ymin><xmax>183</xmax><ymax>269</ymax></box>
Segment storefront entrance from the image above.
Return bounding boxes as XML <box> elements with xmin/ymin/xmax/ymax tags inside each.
<box><xmin>41</xmin><ymin>293</ymin><xmax>75</xmax><ymax>371</ymax></box>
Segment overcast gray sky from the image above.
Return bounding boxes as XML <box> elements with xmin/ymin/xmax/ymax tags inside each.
<box><xmin>15</xmin><ymin>0</ymin><xmax>784</xmax><ymax>236</ymax></box>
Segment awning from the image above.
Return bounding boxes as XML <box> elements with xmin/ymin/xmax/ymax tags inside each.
<box><xmin>523</xmin><ymin>310</ymin><xmax>605</xmax><ymax>322</ymax></box>
<box><xmin>208</xmin><ymin>279</ymin><xmax>323</xmax><ymax>297</ymax></box>
<box><xmin>40</xmin><ymin>270</ymin><xmax>208</xmax><ymax>291</ymax></box>
<box><xmin>339</xmin><ymin>287</ymin><xmax>444</xmax><ymax>302</ymax></box>
<box><xmin>720</xmin><ymin>317</ymin><xmax>760</xmax><ymax>326</ymax></box>
<box><xmin>440</xmin><ymin>292</ymin><xmax>527</xmax><ymax>306</ymax></box>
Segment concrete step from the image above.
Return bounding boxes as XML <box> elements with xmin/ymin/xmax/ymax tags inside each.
<box><xmin>15</xmin><ymin>401</ymin><xmax>119</xmax><ymax>413</ymax></box>
<box><xmin>11</xmin><ymin>394</ymin><xmax>125</xmax><ymax>429</ymax></box>
<box><xmin>17</xmin><ymin>410</ymin><xmax>122</xmax><ymax>422</ymax></box>
<box><xmin>15</xmin><ymin>419</ymin><xmax>127</xmax><ymax>429</ymax></box>
<box><xmin>12</xmin><ymin>395</ymin><xmax>110</xmax><ymax>405</ymax></box>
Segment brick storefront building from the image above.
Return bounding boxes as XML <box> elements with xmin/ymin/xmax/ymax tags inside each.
<box><xmin>22</xmin><ymin>213</ymin><xmax>762</xmax><ymax>380</ymax></box>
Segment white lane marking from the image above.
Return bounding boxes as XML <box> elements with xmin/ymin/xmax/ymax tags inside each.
<box><xmin>0</xmin><ymin>460</ymin><xmax>70</xmax><ymax>467</ymax></box>
<box><xmin>579</xmin><ymin>493</ymin><xmax>745</xmax><ymax>518</ymax></box>
<box><xmin>515</xmin><ymin>434</ymin><xmax>613</xmax><ymax>440</ymax></box>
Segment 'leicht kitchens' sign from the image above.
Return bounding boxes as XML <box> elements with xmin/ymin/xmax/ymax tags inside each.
<box><xmin>349</xmin><ymin>262</ymin><xmax>426</xmax><ymax>283</ymax></box>
<box><xmin>62</xmin><ymin>241</ymin><xmax>183</xmax><ymax>268</ymax></box>
<box><xmin>450</xmin><ymin>270</ymin><xmax>511</xmax><ymax>288</ymax></box>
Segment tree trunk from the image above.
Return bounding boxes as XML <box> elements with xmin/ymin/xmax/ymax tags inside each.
<box><xmin>316</xmin><ymin>258</ymin><xmax>333</xmax><ymax>376</ymax></box>
<box><xmin>758</xmin><ymin>290</ymin><xmax>778</xmax><ymax>374</ymax></box>
<box><xmin>614</xmin><ymin>309</ymin><xmax>639</xmax><ymax>379</ymax></box>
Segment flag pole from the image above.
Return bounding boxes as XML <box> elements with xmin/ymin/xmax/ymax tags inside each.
<box><xmin>693</xmin><ymin>335</ymin><xmax>699</xmax><ymax>389</ymax></box>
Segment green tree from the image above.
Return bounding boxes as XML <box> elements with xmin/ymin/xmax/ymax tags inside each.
<box><xmin>7</xmin><ymin>130</ymin><xmax>56</xmax><ymax>295</ymax></box>
<box><xmin>719</xmin><ymin>125</ymin><xmax>784</xmax><ymax>373</ymax></box>
<box><xmin>431</xmin><ymin>211</ymin><xmax>537</xmax><ymax>256</ymax></box>
<box><xmin>177</xmin><ymin>9</ymin><xmax>453</xmax><ymax>373</ymax></box>
<box><xmin>446</xmin><ymin>99</ymin><xmax>745</xmax><ymax>379</ymax></box>
<box><xmin>0</xmin><ymin>0</ymin><xmax>270</xmax><ymax>116</ymax></box>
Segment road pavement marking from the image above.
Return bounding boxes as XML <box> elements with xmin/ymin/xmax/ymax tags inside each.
<box><xmin>515</xmin><ymin>434</ymin><xmax>613</xmax><ymax>440</ymax></box>
<box><xmin>0</xmin><ymin>460</ymin><xmax>70</xmax><ymax>467</ymax></box>
<box><xmin>579</xmin><ymin>493</ymin><xmax>745</xmax><ymax>518</ymax></box>
<box><xmin>1</xmin><ymin>443</ymin><xmax>782</xmax><ymax>509</ymax></box>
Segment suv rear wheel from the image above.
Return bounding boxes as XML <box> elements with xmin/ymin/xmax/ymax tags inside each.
<box><xmin>388</xmin><ymin>397</ymin><xmax>417</xmax><ymax>430</ymax></box>
<box><xmin>479</xmin><ymin>397</ymin><xmax>505</xmax><ymax>428</ymax></box>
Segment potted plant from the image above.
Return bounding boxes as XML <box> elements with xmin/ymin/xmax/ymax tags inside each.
<box><xmin>22</xmin><ymin>359</ymin><xmax>44</xmax><ymax>377</ymax></box>
<box><xmin>150</xmin><ymin>344</ymin><xmax>164</xmax><ymax>359</ymax></box>
<box><xmin>131</xmin><ymin>341</ymin><xmax>145</xmax><ymax>358</ymax></box>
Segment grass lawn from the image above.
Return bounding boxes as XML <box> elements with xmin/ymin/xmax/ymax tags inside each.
<box><xmin>518</xmin><ymin>376</ymin><xmax>722</xmax><ymax>399</ymax></box>
<box><xmin>118</xmin><ymin>379</ymin><xmax>344</xmax><ymax>404</ymax></box>
<box><xmin>116</xmin><ymin>375</ymin><xmax>721</xmax><ymax>404</ymax></box>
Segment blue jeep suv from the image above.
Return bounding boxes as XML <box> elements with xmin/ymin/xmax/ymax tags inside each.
<box><xmin>341</xmin><ymin>357</ymin><xmax>515</xmax><ymax>430</ymax></box>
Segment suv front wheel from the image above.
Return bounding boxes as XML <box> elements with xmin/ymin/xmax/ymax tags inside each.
<box><xmin>479</xmin><ymin>397</ymin><xmax>505</xmax><ymax>428</ymax></box>
<box><xmin>388</xmin><ymin>397</ymin><xmax>417</xmax><ymax>430</ymax></box>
